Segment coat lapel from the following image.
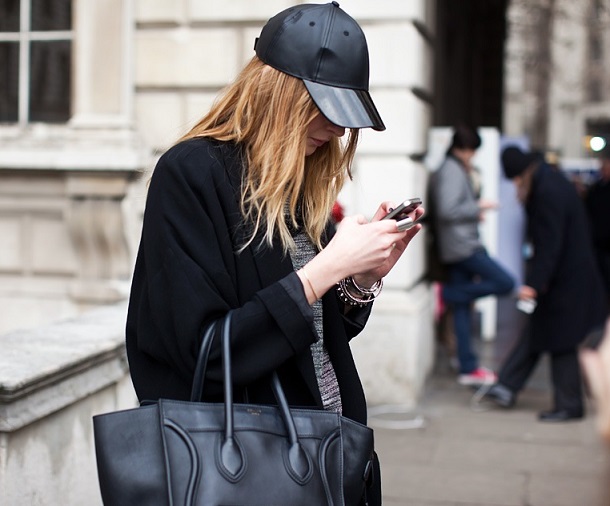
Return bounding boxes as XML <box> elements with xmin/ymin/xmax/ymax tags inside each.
<box><xmin>222</xmin><ymin>143</ymin><xmax>322</xmax><ymax>407</ymax></box>
<box><xmin>248</xmin><ymin>236</ymin><xmax>322</xmax><ymax>407</ymax></box>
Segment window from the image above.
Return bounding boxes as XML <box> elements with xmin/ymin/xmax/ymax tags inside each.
<box><xmin>0</xmin><ymin>0</ymin><xmax>72</xmax><ymax>124</ymax></box>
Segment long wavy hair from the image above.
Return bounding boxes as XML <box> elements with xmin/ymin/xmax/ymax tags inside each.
<box><xmin>177</xmin><ymin>56</ymin><xmax>359</xmax><ymax>253</ymax></box>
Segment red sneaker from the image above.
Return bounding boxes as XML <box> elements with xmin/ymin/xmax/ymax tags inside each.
<box><xmin>458</xmin><ymin>367</ymin><xmax>497</xmax><ymax>386</ymax></box>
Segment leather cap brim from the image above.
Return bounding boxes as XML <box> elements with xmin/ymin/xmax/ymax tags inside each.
<box><xmin>304</xmin><ymin>80</ymin><xmax>386</xmax><ymax>131</ymax></box>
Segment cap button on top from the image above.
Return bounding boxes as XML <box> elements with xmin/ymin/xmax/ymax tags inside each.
<box><xmin>332</xmin><ymin>1</ymin><xmax>340</xmax><ymax>7</ymax></box>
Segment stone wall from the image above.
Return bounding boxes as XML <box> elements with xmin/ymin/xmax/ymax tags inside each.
<box><xmin>331</xmin><ymin>2</ymin><xmax>435</xmax><ymax>407</ymax></box>
<box><xmin>503</xmin><ymin>0</ymin><xmax>610</xmax><ymax>157</ymax></box>
<box><xmin>0</xmin><ymin>302</ymin><xmax>134</xmax><ymax>505</ymax></box>
<box><xmin>0</xmin><ymin>167</ymin><xmax>137</xmax><ymax>335</ymax></box>
<box><xmin>0</xmin><ymin>0</ymin><xmax>144</xmax><ymax>335</ymax></box>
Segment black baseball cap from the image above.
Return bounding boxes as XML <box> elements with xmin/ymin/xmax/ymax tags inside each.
<box><xmin>254</xmin><ymin>2</ymin><xmax>385</xmax><ymax>131</ymax></box>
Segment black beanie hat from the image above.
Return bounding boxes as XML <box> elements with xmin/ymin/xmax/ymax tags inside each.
<box><xmin>501</xmin><ymin>146</ymin><xmax>538</xmax><ymax>179</ymax></box>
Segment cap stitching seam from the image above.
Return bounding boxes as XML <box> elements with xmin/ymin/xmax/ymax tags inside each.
<box><xmin>315</xmin><ymin>7</ymin><xmax>336</xmax><ymax>82</ymax></box>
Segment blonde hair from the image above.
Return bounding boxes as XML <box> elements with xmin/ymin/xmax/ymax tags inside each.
<box><xmin>178</xmin><ymin>56</ymin><xmax>359</xmax><ymax>253</ymax></box>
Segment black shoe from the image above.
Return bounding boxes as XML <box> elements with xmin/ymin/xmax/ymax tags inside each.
<box><xmin>538</xmin><ymin>409</ymin><xmax>584</xmax><ymax>423</ymax></box>
<box><xmin>482</xmin><ymin>383</ymin><xmax>515</xmax><ymax>408</ymax></box>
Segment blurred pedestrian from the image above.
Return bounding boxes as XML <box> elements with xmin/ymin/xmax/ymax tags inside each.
<box><xmin>580</xmin><ymin>322</ymin><xmax>610</xmax><ymax>506</ymax></box>
<box><xmin>483</xmin><ymin>146</ymin><xmax>607</xmax><ymax>422</ymax></box>
<box><xmin>585</xmin><ymin>147</ymin><xmax>610</xmax><ymax>308</ymax></box>
<box><xmin>580</xmin><ymin>319</ymin><xmax>610</xmax><ymax>441</ymax></box>
<box><xmin>428</xmin><ymin>125</ymin><xmax>515</xmax><ymax>386</ymax></box>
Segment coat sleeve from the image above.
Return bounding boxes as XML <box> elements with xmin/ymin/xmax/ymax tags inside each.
<box><xmin>319</xmin><ymin>222</ymin><xmax>372</xmax><ymax>339</ymax></box>
<box><xmin>433</xmin><ymin>161</ymin><xmax>480</xmax><ymax>224</ymax></box>
<box><xmin>128</xmin><ymin>141</ymin><xmax>318</xmax><ymax>394</ymax></box>
<box><xmin>526</xmin><ymin>182</ymin><xmax>566</xmax><ymax>295</ymax></box>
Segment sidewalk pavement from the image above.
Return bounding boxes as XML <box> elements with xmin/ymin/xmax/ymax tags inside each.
<box><xmin>373</xmin><ymin>370</ymin><xmax>607</xmax><ymax>506</ymax></box>
<box><xmin>371</xmin><ymin>302</ymin><xmax>608</xmax><ymax>506</ymax></box>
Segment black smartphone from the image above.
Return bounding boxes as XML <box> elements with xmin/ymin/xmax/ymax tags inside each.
<box><xmin>383</xmin><ymin>197</ymin><xmax>422</xmax><ymax>231</ymax></box>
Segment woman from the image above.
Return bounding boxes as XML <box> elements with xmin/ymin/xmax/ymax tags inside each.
<box><xmin>125</xmin><ymin>3</ymin><xmax>423</xmax><ymax>504</ymax></box>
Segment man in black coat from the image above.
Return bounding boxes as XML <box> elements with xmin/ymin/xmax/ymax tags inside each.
<box><xmin>483</xmin><ymin>146</ymin><xmax>607</xmax><ymax>422</ymax></box>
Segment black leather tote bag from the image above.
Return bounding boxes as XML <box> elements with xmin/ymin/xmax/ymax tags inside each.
<box><xmin>93</xmin><ymin>311</ymin><xmax>375</xmax><ymax>505</ymax></box>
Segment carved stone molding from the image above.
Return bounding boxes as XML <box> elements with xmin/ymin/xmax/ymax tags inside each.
<box><xmin>65</xmin><ymin>172</ymin><xmax>135</xmax><ymax>303</ymax></box>
<box><xmin>0</xmin><ymin>164</ymin><xmax>141</xmax><ymax>333</ymax></box>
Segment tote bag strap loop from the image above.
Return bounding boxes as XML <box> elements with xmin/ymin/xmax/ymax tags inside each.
<box><xmin>216</xmin><ymin>310</ymin><xmax>245</xmax><ymax>479</ymax></box>
<box><xmin>271</xmin><ymin>370</ymin><xmax>313</xmax><ymax>483</ymax></box>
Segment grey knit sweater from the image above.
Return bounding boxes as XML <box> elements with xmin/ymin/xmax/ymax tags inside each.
<box><xmin>290</xmin><ymin>232</ymin><xmax>342</xmax><ymax>413</ymax></box>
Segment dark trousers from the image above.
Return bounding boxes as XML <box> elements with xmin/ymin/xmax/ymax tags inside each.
<box><xmin>442</xmin><ymin>248</ymin><xmax>515</xmax><ymax>374</ymax></box>
<box><xmin>498</xmin><ymin>326</ymin><xmax>583</xmax><ymax>412</ymax></box>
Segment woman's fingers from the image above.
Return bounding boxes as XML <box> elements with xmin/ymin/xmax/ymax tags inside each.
<box><xmin>329</xmin><ymin>207</ymin><xmax>425</xmax><ymax>281</ymax></box>
<box><xmin>332</xmin><ymin>219</ymin><xmax>403</xmax><ymax>266</ymax></box>
<box><xmin>371</xmin><ymin>201</ymin><xmax>396</xmax><ymax>222</ymax></box>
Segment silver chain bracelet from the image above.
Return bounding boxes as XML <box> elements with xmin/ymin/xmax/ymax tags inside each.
<box><xmin>336</xmin><ymin>276</ymin><xmax>383</xmax><ymax>307</ymax></box>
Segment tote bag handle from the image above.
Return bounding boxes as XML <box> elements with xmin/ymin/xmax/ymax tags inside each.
<box><xmin>191</xmin><ymin>311</ymin><xmax>313</xmax><ymax>483</ymax></box>
<box><xmin>190</xmin><ymin>320</ymin><xmax>217</xmax><ymax>402</ymax></box>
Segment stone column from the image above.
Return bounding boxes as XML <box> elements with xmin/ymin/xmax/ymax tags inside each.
<box><xmin>66</xmin><ymin>171</ymin><xmax>135</xmax><ymax>304</ymax></box>
<box><xmin>337</xmin><ymin>1</ymin><xmax>435</xmax><ymax>407</ymax></box>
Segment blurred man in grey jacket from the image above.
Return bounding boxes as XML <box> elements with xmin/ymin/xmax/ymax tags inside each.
<box><xmin>429</xmin><ymin>125</ymin><xmax>515</xmax><ymax>386</ymax></box>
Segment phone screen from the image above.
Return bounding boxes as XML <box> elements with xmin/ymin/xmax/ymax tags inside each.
<box><xmin>383</xmin><ymin>198</ymin><xmax>422</xmax><ymax>222</ymax></box>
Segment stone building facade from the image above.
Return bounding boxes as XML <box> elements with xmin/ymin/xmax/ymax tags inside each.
<box><xmin>0</xmin><ymin>0</ymin><xmax>141</xmax><ymax>334</ymax></box>
<box><xmin>504</xmin><ymin>0</ymin><xmax>610</xmax><ymax>162</ymax></box>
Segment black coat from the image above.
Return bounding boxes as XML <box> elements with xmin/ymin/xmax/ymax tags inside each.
<box><xmin>586</xmin><ymin>178</ymin><xmax>610</xmax><ymax>251</ymax></box>
<box><xmin>125</xmin><ymin>138</ymin><xmax>372</xmax><ymax>424</ymax></box>
<box><xmin>524</xmin><ymin>164</ymin><xmax>607</xmax><ymax>352</ymax></box>
<box><xmin>585</xmin><ymin>177</ymin><xmax>610</xmax><ymax>296</ymax></box>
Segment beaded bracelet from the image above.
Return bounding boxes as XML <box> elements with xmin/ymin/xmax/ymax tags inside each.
<box><xmin>336</xmin><ymin>276</ymin><xmax>383</xmax><ymax>307</ymax></box>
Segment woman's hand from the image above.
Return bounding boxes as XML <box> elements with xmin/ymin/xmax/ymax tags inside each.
<box><xmin>352</xmin><ymin>201</ymin><xmax>424</xmax><ymax>286</ymax></box>
<box><xmin>297</xmin><ymin>201</ymin><xmax>423</xmax><ymax>304</ymax></box>
<box><xmin>325</xmin><ymin>201</ymin><xmax>424</xmax><ymax>284</ymax></box>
